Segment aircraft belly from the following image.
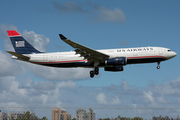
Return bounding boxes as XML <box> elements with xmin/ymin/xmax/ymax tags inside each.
<box><xmin>127</xmin><ymin>57</ymin><xmax>167</xmax><ymax>64</ymax></box>
<box><xmin>38</xmin><ymin>61</ymin><xmax>91</xmax><ymax>68</ymax></box>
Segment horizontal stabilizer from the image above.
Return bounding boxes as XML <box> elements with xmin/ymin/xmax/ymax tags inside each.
<box><xmin>6</xmin><ymin>51</ymin><xmax>30</xmax><ymax>60</ymax></box>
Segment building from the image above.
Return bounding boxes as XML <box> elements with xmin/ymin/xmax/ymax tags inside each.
<box><xmin>7</xmin><ymin>111</ymin><xmax>34</xmax><ymax>120</ymax></box>
<box><xmin>52</xmin><ymin>108</ymin><xmax>71</xmax><ymax>120</ymax></box>
<box><xmin>74</xmin><ymin>108</ymin><xmax>95</xmax><ymax>120</ymax></box>
<box><xmin>76</xmin><ymin>109</ymin><xmax>86</xmax><ymax>115</ymax></box>
<box><xmin>75</xmin><ymin>109</ymin><xmax>88</xmax><ymax>120</ymax></box>
<box><xmin>0</xmin><ymin>110</ymin><xmax>7</xmax><ymax>120</ymax></box>
<box><xmin>88</xmin><ymin>108</ymin><xmax>95</xmax><ymax>120</ymax></box>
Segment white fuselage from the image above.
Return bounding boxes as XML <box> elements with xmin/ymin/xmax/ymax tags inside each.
<box><xmin>15</xmin><ymin>47</ymin><xmax>176</xmax><ymax>68</ymax></box>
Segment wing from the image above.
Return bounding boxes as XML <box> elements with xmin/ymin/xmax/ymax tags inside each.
<box><xmin>59</xmin><ymin>34</ymin><xmax>109</xmax><ymax>64</ymax></box>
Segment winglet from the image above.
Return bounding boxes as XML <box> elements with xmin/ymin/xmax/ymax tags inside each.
<box><xmin>59</xmin><ymin>34</ymin><xmax>67</xmax><ymax>40</ymax></box>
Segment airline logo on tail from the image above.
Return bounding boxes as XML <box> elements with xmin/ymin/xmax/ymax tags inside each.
<box><xmin>15</xmin><ymin>41</ymin><xmax>25</xmax><ymax>47</ymax></box>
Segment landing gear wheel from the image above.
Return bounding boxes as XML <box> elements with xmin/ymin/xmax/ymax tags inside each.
<box><xmin>95</xmin><ymin>71</ymin><xmax>99</xmax><ymax>75</ymax></box>
<box><xmin>94</xmin><ymin>67</ymin><xmax>99</xmax><ymax>75</ymax></box>
<box><xmin>157</xmin><ymin>66</ymin><xmax>160</xmax><ymax>69</ymax></box>
<box><xmin>90</xmin><ymin>70</ymin><xmax>94</xmax><ymax>78</ymax></box>
<box><xmin>95</xmin><ymin>67</ymin><xmax>99</xmax><ymax>72</ymax></box>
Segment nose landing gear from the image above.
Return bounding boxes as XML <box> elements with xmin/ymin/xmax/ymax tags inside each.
<box><xmin>157</xmin><ymin>62</ymin><xmax>160</xmax><ymax>69</ymax></box>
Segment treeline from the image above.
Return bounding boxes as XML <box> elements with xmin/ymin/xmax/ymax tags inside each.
<box><xmin>12</xmin><ymin>111</ymin><xmax>47</xmax><ymax>120</ymax></box>
<box><xmin>98</xmin><ymin>117</ymin><xmax>143</xmax><ymax>120</ymax></box>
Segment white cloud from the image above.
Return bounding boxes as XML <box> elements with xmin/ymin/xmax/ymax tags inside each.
<box><xmin>0</xmin><ymin>24</ymin><xmax>18</xmax><ymax>38</ymax></box>
<box><xmin>96</xmin><ymin>93</ymin><xmax>121</xmax><ymax>105</ymax></box>
<box><xmin>0</xmin><ymin>24</ymin><xmax>18</xmax><ymax>51</ymax></box>
<box><xmin>53</xmin><ymin>1</ymin><xmax>87</xmax><ymax>14</ymax></box>
<box><xmin>52</xmin><ymin>2</ymin><xmax>125</xmax><ymax>24</ymax></box>
<box><xmin>0</xmin><ymin>50</ymin><xmax>24</xmax><ymax>77</ymax></box>
<box><xmin>40</xmin><ymin>94</ymin><xmax>49</xmax><ymax>104</ymax></box>
<box><xmin>27</xmin><ymin>64</ymin><xmax>90</xmax><ymax>81</ymax></box>
<box><xmin>0</xmin><ymin>75</ymin><xmax>180</xmax><ymax>107</ymax></box>
<box><xmin>34</xmin><ymin>82</ymin><xmax>55</xmax><ymax>90</ymax></box>
<box><xmin>111</xmin><ymin>96</ymin><xmax>121</xmax><ymax>105</ymax></box>
<box><xmin>0</xmin><ymin>76</ymin><xmax>28</xmax><ymax>103</ymax></box>
<box><xmin>93</xmin><ymin>7</ymin><xmax>125</xmax><ymax>23</ymax></box>
<box><xmin>22</xmin><ymin>30</ymin><xmax>50</xmax><ymax>52</ymax></box>
<box><xmin>96</xmin><ymin>93</ymin><xmax>108</xmax><ymax>105</ymax></box>
<box><xmin>156</xmin><ymin>96</ymin><xmax>167</xmax><ymax>104</ymax></box>
<box><xmin>121</xmin><ymin>79</ymin><xmax>130</xmax><ymax>90</ymax></box>
<box><xmin>177</xmin><ymin>98</ymin><xmax>180</xmax><ymax>103</ymax></box>
<box><xmin>149</xmin><ymin>77</ymin><xmax>180</xmax><ymax>96</ymax></box>
<box><xmin>0</xmin><ymin>77</ymin><xmax>77</xmax><ymax>106</ymax></box>
<box><xmin>57</xmin><ymin>81</ymin><xmax>76</xmax><ymax>88</ymax></box>
<box><xmin>143</xmin><ymin>90</ymin><xmax>154</xmax><ymax>104</ymax></box>
<box><xmin>132</xmin><ymin>104</ymin><xmax>137</xmax><ymax>107</ymax></box>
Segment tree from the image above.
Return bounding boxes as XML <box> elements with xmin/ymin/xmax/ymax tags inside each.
<box><xmin>72</xmin><ymin>118</ymin><xmax>76</xmax><ymax>120</ymax></box>
<box><xmin>30</xmin><ymin>115</ymin><xmax>39</xmax><ymax>120</ymax></box>
<box><xmin>41</xmin><ymin>116</ymin><xmax>48</xmax><ymax>120</ymax></box>
<box><xmin>131</xmin><ymin>117</ymin><xmax>143</xmax><ymax>120</ymax></box>
<box><xmin>24</xmin><ymin>111</ymin><xmax>31</xmax><ymax>120</ymax></box>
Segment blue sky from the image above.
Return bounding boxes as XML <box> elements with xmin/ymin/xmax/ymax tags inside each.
<box><xmin>0</xmin><ymin>0</ymin><xmax>180</xmax><ymax>108</ymax></box>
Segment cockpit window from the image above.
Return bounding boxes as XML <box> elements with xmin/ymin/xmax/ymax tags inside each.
<box><xmin>167</xmin><ymin>50</ymin><xmax>172</xmax><ymax>52</ymax></box>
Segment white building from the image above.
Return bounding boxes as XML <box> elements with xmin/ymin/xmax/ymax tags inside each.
<box><xmin>7</xmin><ymin>111</ymin><xmax>34</xmax><ymax>120</ymax></box>
<box><xmin>74</xmin><ymin>108</ymin><xmax>95</xmax><ymax>120</ymax></box>
<box><xmin>0</xmin><ymin>110</ymin><xmax>7</xmax><ymax>120</ymax></box>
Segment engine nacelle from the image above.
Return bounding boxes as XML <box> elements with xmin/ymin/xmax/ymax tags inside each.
<box><xmin>104</xmin><ymin>66</ymin><xmax>124</xmax><ymax>72</ymax></box>
<box><xmin>105</xmin><ymin>57</ymin><xmax>127</xmax><ymax>66</ymax></box>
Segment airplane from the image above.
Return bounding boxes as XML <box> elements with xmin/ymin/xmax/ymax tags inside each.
<box><xmin>6</xmin><ymin>30</ymin><xmax>177</xmax><ymax>78</ymax></box>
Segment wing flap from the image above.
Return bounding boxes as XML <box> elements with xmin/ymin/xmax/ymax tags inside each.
<box><xmin>6</xmin><ymin>51</ymin><xmax>30</xmax><ymax>60</ymax></box>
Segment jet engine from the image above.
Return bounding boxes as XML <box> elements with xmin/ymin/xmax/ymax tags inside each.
<box><xmin>105</xmin><ymin>57</ymin><xmax>126</xmax><ymax>66</ymax></box>
<box><xmin>104</xmin><ymin>66</ymin><xmax>124</xmax><ymax>72</ymax></box>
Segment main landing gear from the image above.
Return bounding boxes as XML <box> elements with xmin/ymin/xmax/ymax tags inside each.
<box><xmin>90</xmin><ymin>67</ymin><xmax>99</xmax><ymax>78</ymax></box>
<box><xmin>157</xmin><ymin>62</ymin><xmax>160</xmax><ymax>69</ymax></box>
<box><xmin>90</xmin><ymin>60</ymin><xmax>100</xmax><ymax>78</ymax></box>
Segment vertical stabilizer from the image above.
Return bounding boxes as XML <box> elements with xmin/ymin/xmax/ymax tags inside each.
<box><xmin>7</xmin><ymin>30</ymin><xmax>42</xmax><ymax>54</ymax></box>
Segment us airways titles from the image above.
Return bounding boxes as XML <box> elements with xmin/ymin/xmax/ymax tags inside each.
<box><xmin>117</xmin><ymin>47</ymin><xmax>154</xmax><ymax>52</ymax></box>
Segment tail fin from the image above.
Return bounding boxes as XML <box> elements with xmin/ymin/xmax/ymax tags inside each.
<box><xmin>7</xmin><ymin>30</ymin><xmax>42</xmax><ymax>54</ymax></box>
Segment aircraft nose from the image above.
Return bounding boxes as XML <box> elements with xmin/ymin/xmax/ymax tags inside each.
<box><xmin>172</xmin><ymin>51</ymin><xmax>177</xmax><ymax>57</ymax></box>
<box><xmin>167</xmin><ymin>51</ymin><xmax>177</xmax><ymax>59</ymax></box>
